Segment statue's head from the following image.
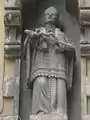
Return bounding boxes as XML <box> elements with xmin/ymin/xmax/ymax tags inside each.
<box><xmin>44</xmin><ymin>7</ymin><xmax>58</xmax><ymax>24</ymax></box>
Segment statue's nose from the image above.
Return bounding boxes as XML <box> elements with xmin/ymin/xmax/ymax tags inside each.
<box><xmin>49</xmin><ymin>14</ymin><xmax>52</xmax><ymax>18</ymax></box>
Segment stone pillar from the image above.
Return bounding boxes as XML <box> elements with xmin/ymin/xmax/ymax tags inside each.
<box><xmin>0</xmin><ymin>0</ymin><xmax>21</xmax><ymax>118</ymax></box>
<box><xmin>80</xmin><ymin>0</ymin><xmax>90</xmax><ymax>120</ymax></box>
<box><xmin>0</xmin><ymin>0</ymin><xmax>4</xmax><ymax>115</ymax></box>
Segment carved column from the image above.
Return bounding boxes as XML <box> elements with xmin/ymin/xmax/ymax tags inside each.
<box><xmin>80</xmin><ymin>0</ymin><xmax>90</xmax><ymax>120</ymax></box>
<box><xmin>0</xmin><ymin>0</ymin><xmax>4</xmax><ymax>115</ymax></box>
<box><xmin>0</xmin><ymin>0</ymin><xmax>21</xmax><ymax>117</ymax></box>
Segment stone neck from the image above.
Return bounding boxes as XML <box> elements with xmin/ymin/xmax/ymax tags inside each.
<box><xmin>45</xmin><ymin>23</ymin><xmax>56</xmax><ymax>31</ymax></box>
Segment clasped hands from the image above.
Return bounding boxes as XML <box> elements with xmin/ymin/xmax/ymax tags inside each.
<box><xmin>24</xmin><ymin>29</ymin><xmax>75</xmax><ymax>51</ymax></box>
<box><xmin>24</xmin><ymin>29</ymin><xmax>54</xmax><ymax>39</ymax></box>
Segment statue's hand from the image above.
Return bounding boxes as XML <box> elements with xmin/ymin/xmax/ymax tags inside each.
<box><xmin>65</xmin><ymin>44</ymin><xmax>75</xmax><ymax>51</ymax></box>
<box><xmin>39</xmin><ymin>33</ymin><xmax>50</xmax><ymax>41</ymax></box>
<box><xmin>24</xmin><ymin>29</ymin><xmax>39</xmax><ymax>39</ymax></box>
<box><xmin>65</xmin><ymin>43</ymin><xmax>76</xmax><ymax>59</ymax></box>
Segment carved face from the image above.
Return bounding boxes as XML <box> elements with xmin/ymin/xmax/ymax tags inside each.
<box><xmin>44</xmin><ymin>7</ymin><xmax>58</xmax><ymax>24</ymax></box>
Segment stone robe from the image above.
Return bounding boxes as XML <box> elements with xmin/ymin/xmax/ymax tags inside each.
<box><xmin>25</xmin><ymin>27</ymin><xmax>75</xmax><ymax>116</ymax></box>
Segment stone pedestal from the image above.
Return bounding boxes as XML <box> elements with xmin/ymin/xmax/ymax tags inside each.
<box><xmin>30</xmin><ymin>114</ymin><xmax>67</xmax><ymax>120</ymax></box>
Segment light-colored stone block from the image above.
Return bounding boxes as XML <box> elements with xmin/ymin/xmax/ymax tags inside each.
<box><xmin>5</xmin><ymin>0</ymin><xmax>21</xmax><ymax>8</ymax></box>
<box><xmin>79</xmin><ymin>0</ymin><xmax>90</xmax><ymax>7</ymax></box>
<box><xmin>85</xmin><ymin>85</ymin><xmax>90</xmax><ymax>96</ymax></box>
<box><xmin>0</xmin><ymin>0</ymin><xmax>5</xmax><ymax>114</ymax></box>
<box><xmin>30</xmin><ymin>114</ymin><xmax>67</xmax><ymax>120</ymax></box>
<box><xmin>80</xmin><ymin>9</ymin><xmax>90</xmax><ymax>25</ymax></box>
<box><xmin>4</xmin><ymin>10</ymin><xmax>21</xmax><ymax>26</ymax></box>
<box><xmin>83</xmin><ymin>115</ymin><xmax>90</xmax><ymax>120</ymax></box>
<box><xmin>1</xmin><ymin>98</ymin><xmax>13</xmax><ymax>115</ymax></box>
<box><xmin>0</xmin><ymin>116</ymin><xmax>19</xmax><ymax>120</ymax></box>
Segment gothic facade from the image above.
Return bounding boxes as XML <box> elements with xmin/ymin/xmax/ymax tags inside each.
<box><xmin>0</xmin><ymin>0</ymin><xmax>89</xmax><ymax>120</ymax></box>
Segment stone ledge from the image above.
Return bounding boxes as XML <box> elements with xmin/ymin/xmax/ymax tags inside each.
<box><xmin>30</xmin><ymin>114</ymin><xmax>67</xmax><ymax>120</ymax></box>
<box><xmin>83</xmin><ymin>115</ymin><xmax>90</xmax><ymax>120</ymax></box>
<box><xmin>80</xmin><ymin>9</ymin><xmax>90</xmax><ymax>26</ymax></box>
<box><xmin>0</xmin><ymin>116</ymin><xmax>20</xmax><ymax>120</ymax></box>
<box><xmin>4</xmin><ymin>41</ymin><xmax>21</xmax><ymax>59</ymax></box>
<box><xmin>5</xmin><ymin>0</ymin><xmax>21</xmax><ymax>8</ymax></box>
<box><xmin>80</xmin><ymin>41</ymin><xmax>90</xmax><ymax>56</ymax></box>
<box><xmin>79</xmin><ymin>0</ymin><xmax>90</xmax><ymax>8</ymax></box>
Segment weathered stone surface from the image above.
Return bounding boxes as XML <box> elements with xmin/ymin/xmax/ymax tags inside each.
<box><xmin>79</xmin><ymin>0</ymin><xmax>90</xmax><ymax>8</ymax></box>
<box><xmin>4</xmin><ymin>10</ymin><xmax>21</xmax><ymax>26</ymax></box>
<box><xmin>3</xmin><ymin>76</ymin><xmax>20</xmax><ymax>97</ymax></box>
<box><xmin>0</xmin><ymin>0</ymin><xmax>5</xmax><ymax>114</ymax></box>
<box><xmin>4</xmin><ymin>41</ymin><xmax>21</xmax><ymax>59</ymax></box>
<box><xmin>0</xmin><ymin>116</ymin><xmax>20</xmax><ymax>120</ymax></box>
<box><xmin>83</xmin><ymin>115</ymin><xmax>90</xmax><ymax>120</ymax></box>
<box><xmin>80</xmin><ymin>42</ymin><xmax>90</xmax><ymax>56</ymax></box>
<box><xmin>4</xmin><ymin>8</ymin><xmax>21</xmax><ymax>59</ymax></box>
<box><xmin>3</xmin><ymin>59</ymin><xmax>20</xmax><ymax>115</ymax></box>
<box><xmin>3</xmin><ymin>78</ymin><xmax>14</xmax><ymax>97</ymax></box>
<box><xmin>5</xmin><ymin>0</ymin><xmax>21</xmax><ymax>8</ymax></box>
<box><xmin>3</xmin><ymin>0</ymin><xmax>21</xmax><ymax>116</ymax></box>
<box><xmin>80</xmin><ymin>9</ymin><xmax>90</xmax><ymax>25</ymax></box>
<box><xmin>30</xmin><ymin>114</ymin><xmax>67</xmax><ymax>120</ymax></box>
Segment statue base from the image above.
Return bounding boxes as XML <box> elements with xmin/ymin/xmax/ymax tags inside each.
<box><xmin>30</xmin><ymin>114</ymin><xmax>67</xmax><ymax>120</ymax></box>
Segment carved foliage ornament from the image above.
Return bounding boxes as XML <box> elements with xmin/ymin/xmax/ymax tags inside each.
<box><xmin>4</xmin><ymin>10</ymin><xmax>21</xmax><ymax>26</ymax></box>
<box><xmin>4</xmin><ymin>9</ymin><xmax>21</xmax><ymax>59</ymax></box>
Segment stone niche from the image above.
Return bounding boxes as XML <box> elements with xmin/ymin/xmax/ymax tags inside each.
<box><xmin>19</xmin><ymin>0</ymin><xmax>81</xmax><ymax>120</ymax></box>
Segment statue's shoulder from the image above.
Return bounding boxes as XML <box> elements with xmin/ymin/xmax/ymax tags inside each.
<box><xmin>55</xmin><ymin>28</ymin><xmax>69</xmax><ymax>43</ymax></box>
<box><xmin>55</xmin><ymin>28</ymin><xmax>64</xmax><ymax>33</ymax></box>
<box><xmin>55</xmin><ymin>28</ymin><xmax>64</xmax><ymax>37</ymax></box>
<box><xmin>55</xmin><ymin>28</ymin><xmax>65</xmax><ymax>41</ymax></box>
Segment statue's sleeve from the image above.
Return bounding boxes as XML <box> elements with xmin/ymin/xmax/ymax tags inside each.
<box><xmin>24</xmin><ymin>36</ymin><xmax>34</xmax><ymax>89</ymax></box>
<box><xmin>66</xmin><ymin>57</ymin><xmax>74</xmax><ymax>90</ymax></box>
<box><xmin>64</xmin><ymin>35</ymin><xmax>76</xmax><ymax>90</ymax></box>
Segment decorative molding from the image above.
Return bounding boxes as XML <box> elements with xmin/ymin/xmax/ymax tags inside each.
<box><xmin>79</xmin><ymin>0</ymin><xmax>90</xmax><ymax>8</ymax></box>
<box><xmin>4</xmin><ymin>41</ymin><xmax>21</xmax><ymax>59</ymax></box>
<box><xmin>4</xmin><ymin>6</ymin><xmax>21</xmax><ymax>59</ymax></box>
<box><xmin>5</xmin><ymin>0</ymin><xmax>21</xmax><ymax>8</ymax></box>
<box><xmin>4</xmin><ymin>10</ymin><xmax>21</xmax><ymax>26</ymax></box>
<box><xmin>80</xmin><ymin>7</ymin><xmax>90</xmax><ymax>56</ymax></box>
<box><xmin>80</xmin><ymin>40</ymin><xmax>90</xmax><ymax>56</ymax></box>
<box><xmin>3</xmin><ymin>1</ymin><xmax>21</xmax><ymax>115</ymax></box>
<box><xmin>80</xmin><ymin>9</ymin><xmax>90</xmax><ymax>26</ymax></box>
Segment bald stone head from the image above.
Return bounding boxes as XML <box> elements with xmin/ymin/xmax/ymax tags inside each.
<box><xmin>44</xmin><ymin>7</ymin><xmax>58</xmax><ymax>24</ymax></box>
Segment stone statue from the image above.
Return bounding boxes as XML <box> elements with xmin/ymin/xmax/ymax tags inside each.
<box><xmin>24</xmin><ymin>6</ymin><xmax>76</xmax><ymax>120</ymax></box>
